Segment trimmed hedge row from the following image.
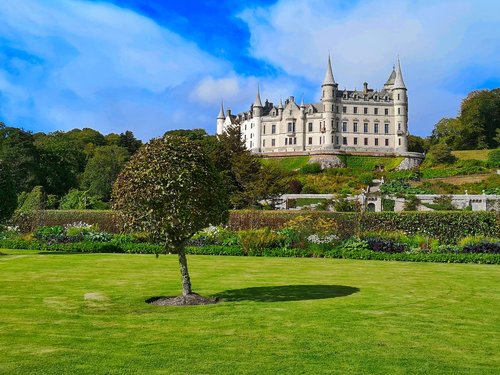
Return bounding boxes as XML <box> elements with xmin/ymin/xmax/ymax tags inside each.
<box><xmin>12</xmin><ymin>209</ymin><xmax>500</xmax><ymax>244</ymax></box>
<box><xmin>2</xmin><ymin>240</ymin><xmax>499</xmax><ymax>264</ymax></box>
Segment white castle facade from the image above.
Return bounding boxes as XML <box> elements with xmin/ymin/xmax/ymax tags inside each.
<box><xmin>217</xmin><ymin>56</ymin><xmax>410</xmax><ymax>155</ymax></box>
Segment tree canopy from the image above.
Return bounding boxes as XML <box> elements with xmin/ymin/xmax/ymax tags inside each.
<box><xmin>112</xmin><ymin>136</ymin><xmax>228</xmax><ymax>296</ymax></box>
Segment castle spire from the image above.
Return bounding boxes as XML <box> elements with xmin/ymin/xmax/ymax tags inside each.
<box><xmin>322</xmin><ymin>54</ymin><xmax>336</xmax><ymax>86</ymax></box>
<box><xmin>393</xmin><ymin>57</ymin><xmax>406</xmax><ymax>90</ymax></box>
<box><xmin>300</xmin><ymin>94</ymin><xmax>305</xmax><ymax>107</ymax></box>
<box><xmin>278</xmin><ymin>98</ymin><xmax>283</xmax><ymax>109</ymax></box>
<box><xmin>254</xmin><ymin>84</ymin><xmax>263</xmax><ymax>107</ymax></box>
<box><xmin>217</xmin><ymin>100</ymin><xmax>225</xmax><ymax>119</ymax></box>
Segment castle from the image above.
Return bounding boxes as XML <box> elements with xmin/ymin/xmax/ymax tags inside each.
<box><xmin>217</xmin><ymin>56</ymin><xmax>409</xmax><ymax>155</ymax></box>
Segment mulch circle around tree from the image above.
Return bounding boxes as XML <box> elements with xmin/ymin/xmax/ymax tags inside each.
<box><xmin>146</xmin><ymin>293</ymin><xmax>219</xmax><ymax>306</ymax></box>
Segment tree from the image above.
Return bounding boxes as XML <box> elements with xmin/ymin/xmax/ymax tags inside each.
<box><xmin>407</xmin><ymin>135</ymin><xmax>430</xmax><ymax>153</ymax></box>
<box><xmin>426</xmin><ymin>143</ymin><xmax>456</xmax><ymax>165</ymax></box>
<box><xmin>81</xmin><ymin>145</ymin><xmax>129</xmax><ymax>200</ymax></box>
<box><xmin>0</xmin><ymin>123</ymin><xmax>40</xmax><ymax>193</ymax></box>
<box><xmin>0</xmin><ymin>161</ymin><xmax>17</xmax><ymax>222</ymax></box>
<box><xmin>112</xmin><ymin>136</ymin><xmax>228</xmax><ymax>297</ymax></box>
<box><xmin>118</xmin><ymin>131</ymin><xmax>143</xmax><ymax>155</ymax></box>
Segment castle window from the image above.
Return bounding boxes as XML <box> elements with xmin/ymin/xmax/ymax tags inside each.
<box><xmin>250</xmin><ymin>133</ymin><xmax>253</xmax><ymax>138</ymax></box>
<box><xmin>342</xmin><ymin>122</ymin><xmax>347</xmax><ymax>132</ymax></box>
<box><xmin>374</xmin><ymin>108</ymin><xmax>379</xmax><ymax>115</ymax></box>
<box><xmin>353</xmin><ymin>107</ymin><xmax>358</xmax><ymax>114</ymax></box>
<box><xmin>263</xmin><ymin>125</ymin><xmax>266</xmax><ymax>134</ymax></box>
<box><xmin>364</xmin><ymin>138</ymin><xmax>368</xmax><ymax>146</ymax></box>
<box><xmin>399</xmin><ymin>138</ymin><xmax>401</xmax><ymax>146</ymax></box>
<box><xmin>354</xmin><ymin>137</ymin><xmax>358</xmax><ymax>145</ymax></box>
<box><xmin>336</xmin><ymin>121</ymin><xmax>340</xmax><ymax>131</ymax></box>
<box><xmin>319</xmin><ymin>137</ymin><xmax>322</xmax><ymax>145</ymax></box>
<box><xmin>271</xmin><ymin>139</ymin><xmax>275</xmax><ymax>146</ymax></box>
<box><xmin>375</xmin><ymin>138</ymin><xmax>379</xmax><ymax>146</ymax></box>
<box><xmin>331</xmin><ymin>120</ymin><xmax>334</xmax><ymax>128</ymax></box>
<box><xmin>272</xmin><ymin>124</ymin><xmax>276</xmax><ymax>134</ymax></box>
<box><xmin>398</xmin><ymin>94</ymin><xmax>400</xmax><ymax>100</ymax></box>
<box><xmin>398</xmin><ymin>107</ymin><xmax>401</xmax><ymax>115</ymax></box>
<box><xmin>288</xmin><ymin>122</ymin><xmax>293</xmax><ymax>132</ymax></box>
<box><xmin>250</xmin><ymin>141</ymin><xmax>253</xmax><ymax>148</ymax></box>
<box><xmin>343</xmin><ymin>106</ymin><xmax>347</xmax><ymax>113</ymax></box>
<box><xmin>332</xmin><ymin>135</ymin><xmax>334</xmax><ymax>143</ymax></box>
<box><xmin>398</xmin><ymin>123</ymin><xmax>401</xmax><ymax>131</ymax></box>
<box><xmin>263</xmin><ymin>140</ymin><xmax>265</xmax><ymax>147</ymax></box>
<box><xmin>245</xmin><ymin>124</ymin><xmax>247</xmax><ymax>130</ymax></box>
<box><xmin>308</xmin><ymin>137</ymin><xmax>313</xmax><ymax>145</ymax></box>
<box><xmin>343</xmin><ymin>137</ymin><xmax>347</xmax><ymax>145</ymax></box>
<box><xmin>332</xmin><ymin>105</ymin><xmax>334</xmax><ymax>111</ymax></box>
<box><xmin>294</xmin><ymin>138</ymin><xmax>297</xmax><ymax>145</ymax></box>
<box><xmin>364</xmin><ymin>107</ymin><xmax>368</xmax><ymax>115</ymax></box>
<box><xmin>308</xmin><ymin>123</ymin><xmax>313</xmax><ymax>132</ymax></box>
<box><xmin>336</xmin><ymin>136</ymin><xmax>339</xmax><ymax>144</ymax></box>
<box><xmin>336</xmin><ymin>105</ymin><xmax>339</xmax><ymax>113</ymax></box>
<box><xmin>285</xmin><ymin>138</ymin><xmax>288</xmax><ymax>145</ymax></box>
<box><xmin>385</xmin><ymin>124</ymin><xmax>389</xmax><ymax>134</ymax></box>
<box><xmin>290</xmin><ymin>110</ymin><xmax>292</xmax><ymax>115</ymax></box>
<box><xmin>309</xmin><ymin>108</ymin><xmax>312</xmax><ymax>114</ymax></box>
<box><xmin>374</xmin><ymin>124</ymin><xmax>379</xmax><ymax>134</ymax></box>
<box><xmin>385</xmin><ymin>139</ymin><xmax>389</xmax><ymax>146</ymax></box>
<box><xmin>353</xmin><ymin>122</ymin><xmax>358</xmax><ymax>132</ymax></box>
<box><xmin>385</xmin><ymin>108</ymin><xmax>389</xmax><ymax>115</ymax></box>
<box><xmin>364</xmin><ymin>123</ymin><xmax>368</xmax><ymax>133</ymax></box>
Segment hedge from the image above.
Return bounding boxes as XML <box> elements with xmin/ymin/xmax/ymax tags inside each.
<box><xmin>2</xmin><ymin>240</ymin><xmax>499</xmax><ymax>264</ymax></box>
<box><xmin>11</xmin><ymin>209</ymin><xmax>500</xmax><ymax>245</ymax></box>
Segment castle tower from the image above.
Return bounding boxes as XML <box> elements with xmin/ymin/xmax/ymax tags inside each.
<box><xmin>252</xmin><ymin>85</ymin><xmax>263</xmax><ymax>152</ymax></box>
<box><xmin>216</xmin><ymin>101</ymin><xmax>225</xmax><ymax>135</ymax></box>
<box><xmin>392</xmin><ymin>57</ymin><xmax>408</xmax><ymax>152</ymax></box>
<box><xmin>321</xmin><ymin>54</ymin><xmax>338</xmax><ymax>149</ymax></box>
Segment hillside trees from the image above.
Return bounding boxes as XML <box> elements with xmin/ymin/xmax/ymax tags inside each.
<box><xmin>0</xmin><ymin>160</ymin><xmax>17</xmax><ymax>222</ymax></box>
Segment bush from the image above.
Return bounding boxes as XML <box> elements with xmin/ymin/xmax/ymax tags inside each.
<box><xmin>365</xmin><ymin>237</ymin><xmax>409</xmax><ymax>253</ymax></box>
<box><xmin>487</xmin><ymin>149</ymin><xmax>500</xmax><ymax>167</ymax></box>
<box><xmin>300</xmin><ymin>162</ymin><xmax>322</xmax><ymax>174</ymax></box>
<box><xmin>382</xmin><ymin>198</ymin><xmax>395</xmax><ymax>212</ymax></box>
<box><xmin>426</xmin><ymin>143</ymin><xmax>457</xmax><ymax>165</ymax></box>
<box><xmin>404</xmin><ymin>195</ymin><xmax>421</xmax><ymax>211</ymax></box>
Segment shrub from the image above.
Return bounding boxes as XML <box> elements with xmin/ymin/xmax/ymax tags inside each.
<box><xmin>365</xmin><ymin>237</ymin><xmax>409</xmax><ymax>253</ymax></box>
<box><xmin>426</xmin><ymin>143</ymin><xmax>457</xmax><ymax>165</ymax></box>
<box><xmin>403</xmin><ymin>195</ymin><xmax>421</xmax><ymax>211</ymax></box>
<box><xmin>238</xmin><ymin>228</ymin><xmax>286</xmax><ymax>255</ymax></box>
<box><xmin>358</xmin><ymin>172</ymin><xmax>374</xmax><ymax>186</ymax></box>
<box><xmin>382</xmin><ymin>198</ymin><xmax>395</xmax><ymax>212</ymax></box>
<box><xmin>487</xmin><ymin>149</ymin><xmax>500</xmax><ymax>167</ymax></box>
<box><xmin>300</xmin><ymin>162</ymin><xmax>322</xmax><ymax>174</ymax></box>
<box><xmin>462</xmin><ymin>241</ymin><xmax>500</xmax><ymax>254</ymax></box>
<box><xmin>288</xmin><ymin>179</ymin><xmax>303</xmax><ymax>194</ymax></box>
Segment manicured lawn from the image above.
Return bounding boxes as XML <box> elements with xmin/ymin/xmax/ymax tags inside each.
<box><xmin>1</xmin><ymin>252</ymin><xmax>499</xmax><ymax>374</ymax></box>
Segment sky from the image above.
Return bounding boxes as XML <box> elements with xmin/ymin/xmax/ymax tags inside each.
<box><xmin>0</xmin><ymin>0</ymin><xmax>499</xmax><ymax>140</ymax></box>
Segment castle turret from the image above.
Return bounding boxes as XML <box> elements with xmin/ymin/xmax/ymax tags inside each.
<box><xmin>393</xmin><ymin>58</ymin><xmax>408</xmax><ymax>152</ymax></box>
<box><xmin>252</xmin><ymin>85</ymin><xmax>263</xmax><ymax>152</ymax></box>
<box><xmin>278</xmin><ymin>98</ymin><xmax>283</xmax><ymax>121</ymax></box>
<box><xmin>216</xmin><ymin>101</ymin><xmax>225</xmax><ymax>135</ymax></box>
<box><xmin>321</xmin><ymin>54</ymin><xmax>338</xmax><ymax>149</ymax></box>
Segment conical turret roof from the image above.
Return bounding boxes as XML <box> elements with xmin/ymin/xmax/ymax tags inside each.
<box><xmin>217</xmin><ymin>101</ymin><xmax>225</xmax><ymax>119</ymax></box>
<box><xmin>384</xmin><ymin>67</ymin><xmax>396</xmax><ymax>86</ymax></box>
<box><xmin>393</xmin><ymin>57</ymin><xmax>406</xmax><ymax>90</ymax></box>
<box><xmin>322</xmin><ymin>54</ymin><xmax>336</xmax><ymax>86</ymax></box>
<box><xmin>254</xmin><ymin>84</ymin><xmax>263</xmax><ymax>107</ymax></box>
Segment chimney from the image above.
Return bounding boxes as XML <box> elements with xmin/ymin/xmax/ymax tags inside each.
<box><xmin>290</xmin><ymin>96</ymin><xmax>295</xmax><ymax>102</ymax></box>
<box><xmin>227</xmin><ymin>108</ymin><xmax>232</xmax><ymax>116</ymax></box>
<box><xmin>363</xmin><ymin>82</ymin><xmax>368</xmax><ymax>94</ymax></box>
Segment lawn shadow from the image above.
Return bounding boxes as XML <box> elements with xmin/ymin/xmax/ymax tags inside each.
<box><xmin>216</xmin><ymin>285</ymin><xmax>359</xmax><ymax>303</ymax></box>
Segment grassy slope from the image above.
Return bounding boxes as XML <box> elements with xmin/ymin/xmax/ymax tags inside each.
<box><xmin>452</xmin><ymin>149</ymin><xmax>496</xmax><ymax>161</ymax></box>
<box><xmin>1</xmin><ymin>253</ymin><xmax>499</xmax><ymax>374</ymax></box>
<box><xmin>261</xmin><ymin>155</ymin><xmax>310</xmax><ymax>172</ymax></box>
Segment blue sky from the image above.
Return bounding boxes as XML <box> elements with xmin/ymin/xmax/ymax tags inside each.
<box><xmin>0</xmin><ymin>0</ymin><xmax>499</xmax><ymax>140</ymax></box>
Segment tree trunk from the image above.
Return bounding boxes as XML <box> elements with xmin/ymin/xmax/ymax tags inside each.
<box><xmin>176</xmin><ymin>246</ymin><xmax>192</xmax><ymax>296</ymax></box>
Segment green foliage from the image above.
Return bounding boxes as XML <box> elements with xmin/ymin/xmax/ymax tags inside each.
<box><xmin>18</xmin><ymin>186</ymin><xmax>46</xmax><ymax>212</ymax></box>
<box><xmin>403</xmin><ymin>195</ymin><xmax>421</xmax><ymax>211</ymax></box>
<box><xmin>113</xmin><ymin>136</ymin><xmax>229</xmax><ymax>249</ymax></box>
<box><xmin>0</xmin><ymin>124</ymin><xmax>40</xmax><ymax>193</ymax></box>
<box><xmin>339</xmin><ymin>155</ymin><xmax>404</xmax><ymax>171</ymax></box>
<box><xmin>80</xmin><ymin>145</ymin><xmax>129</xmax><ymax>200</ymax></box>
<box><xmin>428</xmin><ymin>195</ymin><xmax>455</xmax><ymax>211</ymax></box>
<box><xmin>426</xmin><ymin>143</ymin><xmax>457</xmax><ymax>165</ymax></box>
<box><xmin>382</xmin><ymin>198</ymin><xmax>395</xmax><ymax>212</ymax></box>
<box><xmin>238</xmin><ymin>228</ymin><xmax>286</xmax><ymax>255</ymax></box>
<box><xmin>380</xmin><ymin>179</ymin><xmax>429</xmax><ymax>195</ymax></box>
<box><xmin>357</xmin><ymin>172</ymin><xmax>374</xmax><ymax>186</ymax></box>
<box><xmin>487</xmin><ymin>148</ymin><xmax>500</xmax><ymax>167</ymax></box>
<box><xmin>333</xmin><ymin>197</ymin><xmax>360</xmax><ymax>212</ymax></box>
<box><xmin>59</xmin><ymin>189</ymin><xmax>108</xmax><ymax>210</ymax></box>
<box><xmin>407</xmin><ymin>134</ymin><xmax>430</xmax><ymax>153</ymax></box>
<box><xmin>0</xmin><ymin>161</ymin><xmax>17</xmax><ymax>222</ymax></box>
<box><xmin>299</xmin><ymin>162</ymin><xmax>322</xmax><ymax>174</ymax></box>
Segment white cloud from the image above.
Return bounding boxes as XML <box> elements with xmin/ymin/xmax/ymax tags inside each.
<box><xmin>0</xmin><ymin>0</ymin><xmax>239</xmax><ymax>138</ymax></box>
<box><xmin>238</xmin><ymin>0</ymin><xmax>500</xmax><ymax>135</ymax></box>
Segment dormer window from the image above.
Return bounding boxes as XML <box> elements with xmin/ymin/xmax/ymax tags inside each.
<box><xmin>309</xmin><ymin>108</ymin><xmax>313</xmax><ymax>114</ymax></box>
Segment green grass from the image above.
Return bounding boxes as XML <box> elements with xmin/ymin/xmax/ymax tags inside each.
<box><xmin>452</xmin><ymin>149</ymin><xmax>497</xmax><ymax>161</ymax></box>
<box><xmin>261</xmin><ymin>155</ymin><xmax>310</xmax><ymax>171</ymax></box>
<box><xmin>339</xmin><ymin>155</ymin><xmax>404</xmax><ymax>172</ymax></box>
<box><xmin>1</xmin><ymin>253</ymin><xmax>499</xmax><ymax>374</ymax></box>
